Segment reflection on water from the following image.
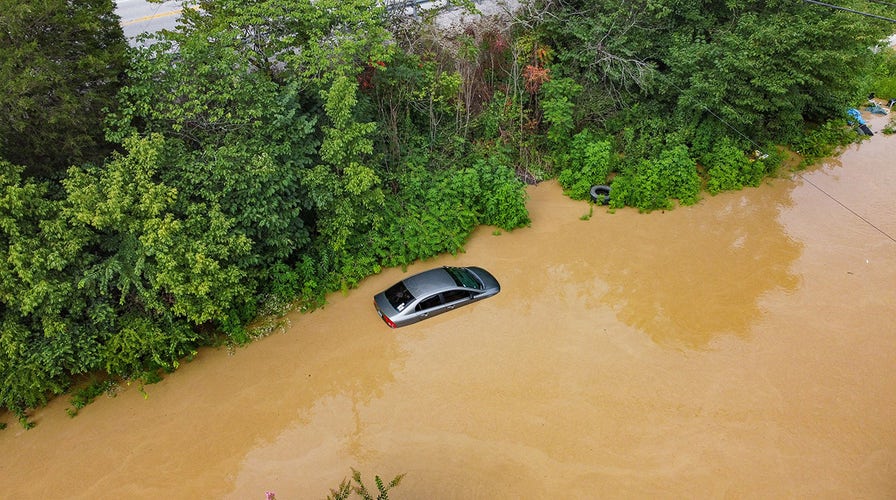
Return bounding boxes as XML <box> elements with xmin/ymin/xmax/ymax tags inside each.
<box><xmin>1</xmin><ymin>113</ymin><xmax>895</xmax><ymax>498</ymax></box>
<box><xmin>593</xmin><ymin>188</ymin><xmax>802</xmax><ymax>348</ymax></box>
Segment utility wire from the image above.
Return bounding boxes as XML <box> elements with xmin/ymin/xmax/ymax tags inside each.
<box><xmin>800</xmin><ymin>0</ymin><xmax>896</xmax><ymax>22</ymax></box>
<box><xmin>657</xmin><ymin>72</ymin><xmax>896</xmax><ymax>244</ymax></box>
<box><xmin>795</xmin><ymin>171</ymin><xmax>896</xmax><ymax>243</ymax></box>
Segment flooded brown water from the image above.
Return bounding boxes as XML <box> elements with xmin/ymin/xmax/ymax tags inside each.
<box><xmin>2</xmin><ymin>112</ymin><xmax>895</xmax><ymax>499</ymax></box>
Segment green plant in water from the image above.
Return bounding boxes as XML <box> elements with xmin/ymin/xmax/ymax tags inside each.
<box><xmin>327</xmin><ymin>468</ymin><xmax>405</xmax><ymax>500</ymax></box>
<box><xmin>703</xmin><ymin>138</ymin><xmax>772</xmax><ymax>194</ymax></box>
<box><xmin>789</xmin><ymin>120</ymin><xmax>858</xmax><ymax>167</ymax></box>
<box><xmin>557</xmin><ymin>130</ymin><xmax>612</xmax><ymax>200</ymax></box>
<box><xmin>66</xmin><ymin>379</ymin><xmax>118</xmax><ymax>417</ymax></box>
<box><xmin>580</xmin><ymin>204</ymin><xmax>593</xmax><ymax>220</ymax></box>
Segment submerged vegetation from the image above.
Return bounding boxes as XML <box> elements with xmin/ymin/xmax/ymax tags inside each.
<box><xmin>1</xmin><ymin>0</ymin><xmax>895</xmax><ymax>424</ymax></box>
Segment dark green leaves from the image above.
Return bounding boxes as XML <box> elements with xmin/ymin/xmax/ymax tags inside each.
<box><xmin>0</xmin><ymin>0</ymin><xmax>128</xmax><ymax>178</ymax></box>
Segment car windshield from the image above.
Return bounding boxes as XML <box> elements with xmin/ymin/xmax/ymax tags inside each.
<box><xmin>445</xmin><ymin>267</ymin><xmax>482</xmax><ymax>290</ymax></box>
<box><xmin>385</xmin><ymin>282</ymin><xmax>415</xmax><ymax>312</ymax></box>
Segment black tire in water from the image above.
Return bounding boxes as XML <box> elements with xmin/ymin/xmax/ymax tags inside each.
<box><xmin>590</xmin><ymin>185</ymin><xmax>611</xmax><ymax>205</ymax></box>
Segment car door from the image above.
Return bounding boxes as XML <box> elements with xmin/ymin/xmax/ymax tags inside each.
<box><xmin>413</xmin><ymin>293</ymin><xmax>445</xmax><ymax>321</ymax></box>
<box><xmin>441</xmin><ymin>289</ymin><xmax>473</xmax><ymax>309</ymax></box>
<box><xmin>412</xmin><ymin>289</ymin><xmax>475</xmax><ymax>322</ymax></box>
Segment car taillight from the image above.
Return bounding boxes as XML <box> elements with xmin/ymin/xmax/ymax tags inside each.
<box><xmin>381</xmin><ymin>314</ymin><xmax>396</xmax><ymax>328</ymax></box>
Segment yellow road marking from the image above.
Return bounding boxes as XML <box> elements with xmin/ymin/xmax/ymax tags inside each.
<box><xmin>121</xmin><ymin>9</ymin><xmax>182</xmax><ymax>26</ymax></box>
<box><xmin>120</xmin><ymin>5</ymin><xmax>198</xmax><ymax>26</ymax></box>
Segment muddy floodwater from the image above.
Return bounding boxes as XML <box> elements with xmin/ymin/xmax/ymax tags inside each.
<box><xmin>2</xmin><ymin>113</ymin><xmax>895</xmax><ymax>499</ymax></box>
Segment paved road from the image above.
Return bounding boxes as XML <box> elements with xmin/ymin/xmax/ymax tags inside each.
<box><xmin>116</xmin><ymin>0</ymin><xmax>183</xmax><ymax>41</ymax></box>
<box><xmin>115</xmin><ymin>0</ymin><xmax>520</xmax><ymax>42</ymax></box>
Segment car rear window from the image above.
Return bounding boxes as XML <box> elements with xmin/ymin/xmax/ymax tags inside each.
<box><xmin>385</xmin><ymin>282</ymin><xmax>415</xmax><ymax>312</ymax></box>
<box><xmin>445</xmin><ymin>267</ymin><xmax>482</xmax><ymax>290</ymax></box>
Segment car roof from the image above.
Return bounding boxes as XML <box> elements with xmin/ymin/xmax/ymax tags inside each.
<box><xmin>403</xmin><ymin>267</ymin><xmax>456</xmax><ymax>298</ymax></box>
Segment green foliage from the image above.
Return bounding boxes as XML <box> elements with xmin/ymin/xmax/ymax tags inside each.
<box><xmin>540</xmin><ymin>76</ymin><xmax>583</xmax><ymax>145</ymax></box>
<box><xmin>866</xmin><ymin>46</ymin><xmax>896</xmax><ymax>100</ymax></box>
<box><xmin>873</xmin><ymin>76</ymin><xmax>896</xmax><ymax>100</ymax></box>
<box><xmin>609</xmin><ymin>145</ymin><xmax>697</xmax><ymax>211</ymax></box>
<box><xmin>102</xmin><ymin>315</ymin><xmax>197</xmax><ymax>377</ymax></box>
<box><xmin>327</xmin><ymin>468</ymin><xmax>405</xmax><ymax>500</ymax></box>
<box><xmin>472</xmin><ymin>152</ymin><xmax>531</xmax><ymax>230</ymax></box>
<box><xmin>557</xmin><ymin>130</ymin><xmax>612</xmax><ymax>200</ymax></box>
<box><xmin>474</xmin><ymin>91</ymin><xmax>521</xmax><ymax>143</ymax></box>
<box><xmin>308</xmin><ymin>75</ymin><xmax>386</xmax><ymax>253</ymax></box>
<box><xmin>375</xmin><ymin>164</ymin><xmax>479</xmax><ymax>268</ymax></box>
<box><xmin>536</xmin><ymin>1</ymin><xmax>658</xmax><ymax>105</ymax></box>
<box><xmin>688</xmin><ymin>118</ymin><xmax>728</xmax><ymax>161</ymax></box>
<box><xmin>789</xmin><ymin>120</ymin><xmax>858</xmax><ymax>167</ymax></box>
<box><xmin>66</xmin><ymin>379</ymin><xmax>117</xmax><ymax>417</ymax></box>
<box><xmin>0</xmin><ymin>314</ymin><xmax>77</xmax><ymax>421</ymax></box>
<box><xmin>64</xmin><ymin>135</ymin><xmax>254</xmax><ymax>326</ymax></box>
<box><xmin>664</xmin><ymin>4</ymin><xmax>883</xmax><ymax>143</ymax></box>
<box><xmin>1</xmin><ymin>161</ymin><xmax>102</xmax><ymax>421</ymax></box>
<box><xmin>704</xmin><ymin>144</ymin><xmax>747</xmax><ymax>195</ymax></box>
<box><xmin>289</xmin><ymin>151</ymin><xmax>529</xmax><ymax>306</ymax></box>
<box><xmin>662</xmin><ymin>145</ymin><xmax>701</xmax><ymax>205</ymax></box>
<box><xmin>0</xmin><ymin>0</ymin><xmax>128</xmax><ymax>178</ymax></box>
<box><xmin>703</xmin><ymin>138</ymin><xmax>772</xmax><ymax>194</ymax></box>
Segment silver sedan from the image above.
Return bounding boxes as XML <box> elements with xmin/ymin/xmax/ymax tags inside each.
<box><xmin>373</xmin><ymin>266</ymin><xmax>500</xmax><ymax>328</ymax></box>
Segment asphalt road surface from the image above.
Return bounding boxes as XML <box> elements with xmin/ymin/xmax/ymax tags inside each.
<box><xmin>115</xmin><ymin>0</ymin><xmax>521</xmax><ymax>42</ymax></box>
<box><xmin>116</xmin><ymin>0</ymin><xmax>183</xmax><ymax>41</ymax></box>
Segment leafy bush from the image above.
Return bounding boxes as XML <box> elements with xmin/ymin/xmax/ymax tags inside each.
<box><xmin>557</xmin><ymin>130</ymin><xmax>613</xmax><ymax>200</ymax></box>
<box><xmin>608</xmin><ymin>145</ymin><xmax>697</xmax><ymax>211</ymax></box>
<box><xmin>377</xmin><ymin>157</ymin><xmax>529</xmax><ymax>267</ymax></box>
<box><xmin>789</xmin><ymin>120</ymin><xmax>857</xmax><ymax>167</ymax></box>
<box><xmin>541</xmin><ymin>77</ymin><xmax>583</xmax><ymax>145</ymax></box>
<box><xmin>867</xmin><ymin>47</ymin><xmax>896</xmax><ymax>100</ymax></box>
<box><xmin>660</xmin><ymin>144</ymin><xmax>701</xmax><ymax>205</ymax></box>
<box><xmin>703</xmin><ymin>137</ymin><xmax>777</xmax><ymax>194</ymax></box>
<box><xmin>102</xmin><ymin>315</ymin><xmax>198</xmax><ymax>377</ymax></box>
<box><xmin>473</xmin><ymin>155</ymin><xmax>531</xmax><ymax>230</ymax></box>
<box><xmin>66</xmin><ymin>379</ymin><xmax>117</xmax><ymax>417</ymax></box>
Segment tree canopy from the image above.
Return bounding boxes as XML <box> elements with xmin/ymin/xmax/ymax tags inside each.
<box><xmin>0</xmin><ymin>0</ymin><xmax>128</xmax><ymax>178</ymax></box>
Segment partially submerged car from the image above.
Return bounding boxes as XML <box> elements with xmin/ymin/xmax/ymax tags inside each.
<box><xmin>373</xmin><ymin>266</ymin><xmax>501</xmax><ymax>328</ymax></box>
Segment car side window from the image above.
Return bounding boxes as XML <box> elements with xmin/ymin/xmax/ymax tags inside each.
<box><xmin>416</xmin><ymin>294</ymin><xmax>442</xmax><ymax>312</ymax></box>
<box><xmin>441</xmin><ymin>289</ymin><xmax>470</xmax><ymax>303</ymax></box>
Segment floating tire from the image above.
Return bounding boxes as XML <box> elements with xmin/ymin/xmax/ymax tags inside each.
<box><xmin>590</xmin><ymin>185</ymin><xmax>611</xmax><ymax>205</ymax></box>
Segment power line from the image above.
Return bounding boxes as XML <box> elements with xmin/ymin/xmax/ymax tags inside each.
<box><xmin>656</xmin><ymin>72</ymin><xmax>896</xmax><ymax>244</ymax></box>
<box><xmin>800</xmin><ymin>0</ymin><xmax>896</xmax><ymax>22</ymax></box>
<box><xmin>794</xmin><ymin>171</ymin><xmax>896</xmax><ymax>243</ymax></box>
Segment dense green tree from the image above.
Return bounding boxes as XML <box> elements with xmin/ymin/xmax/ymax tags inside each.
<box><xmin>0</xmin><ymin>0</ymin><xmax>128</xmax><ymax>178</ymax></box>
<box><xmin>536</xmin><ymin>0</ymin><xmax>887</xmax><ymax>138</ymax></box>
<box><xmin>64</xmin><ymin>134</ymin><xmax>254</xmax><ymax>327</ymax></box>
<box><xmin>108</xmin><ymin>30</ymin><xmax>318</xmax><ymax>271</ymax></box>
<box><xmin>663</xmin><ymin>2</ymin><xmax>885</xmax><ymax>142</ymax></box>
<box><xmin>530</xmin><ymin>0</ymin><xmax>890</xmax><ymax>209</ymax></box>
<box><xmin>1</xmin><ymin>161</ymin><xmax>99</xmax><ymax>419</ymax></box>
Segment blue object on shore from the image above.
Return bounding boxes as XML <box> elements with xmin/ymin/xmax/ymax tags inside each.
<box><xmin>847</xmin><ymin>108</ymin><xmax>874</xmax><ymax>136</ymax></box>
<box><xmin>866</xmin><ymin>103</ymin><xmax>888</xmax><ymax>115</ymax></box>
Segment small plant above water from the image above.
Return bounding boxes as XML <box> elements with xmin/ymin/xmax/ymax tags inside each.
<box><xmin>66</xmin><ymin>379</ymin><xmax>119</xmax><ymax>418</ymax></box>
<box><xmin>326</xmin><ymin>468</ymin><xmax>405</xmax><ymax>500</ymax></box>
